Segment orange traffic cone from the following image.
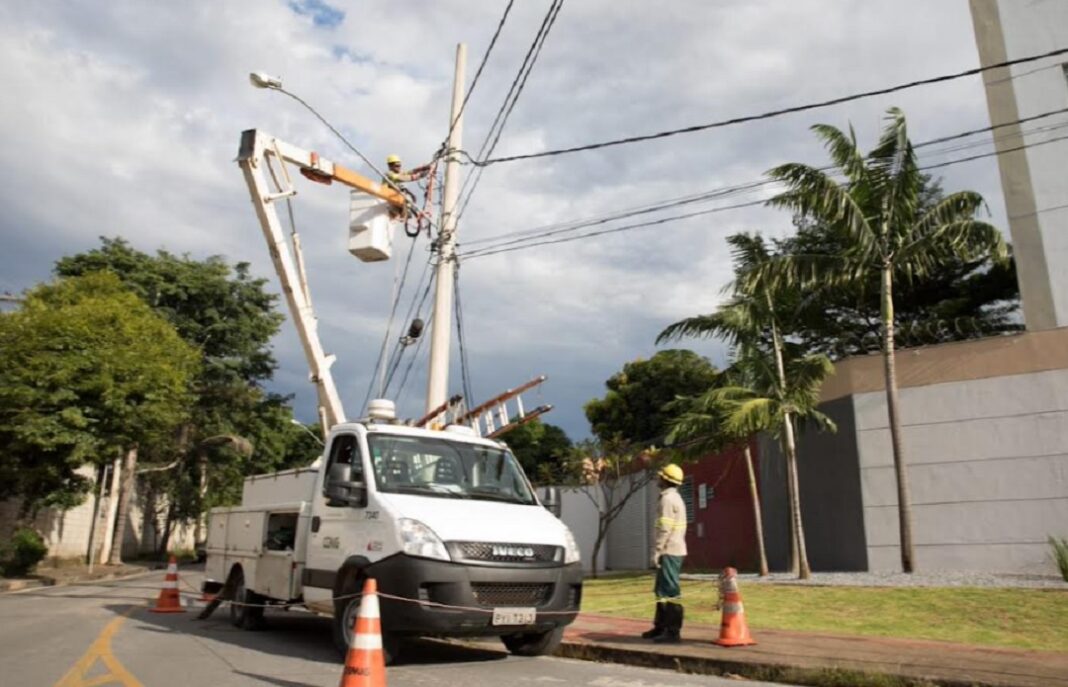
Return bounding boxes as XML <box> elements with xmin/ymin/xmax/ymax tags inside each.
<box><xmin>338</xmin><ymin>578</ymin><xmax>386</xmax><ymax>687</ymax></box>
<box><xmin>713</xmin><ymin>567</ymin><xmax>755</xmax><ymax>646</ymax></box>
<box><xmin>149</xmin><ymin>555</ymin><xmax>186</xmax><ymax>614</ymax></box>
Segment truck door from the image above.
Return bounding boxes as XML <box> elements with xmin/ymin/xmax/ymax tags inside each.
<box><xmin>305</xmin><ymin>431</ymin><xmax>369</xmax><ymax>607</ymax></box>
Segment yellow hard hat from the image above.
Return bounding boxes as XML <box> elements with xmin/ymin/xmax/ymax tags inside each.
<box><xmin>658</xmin><ymin>463</ymin><xmax>683</xmax><ymax>485</ymax></box>
<box><xmin>386</xmin><ymin>154</ymin><xmax>402</xmax><ymax>165</ymax></box>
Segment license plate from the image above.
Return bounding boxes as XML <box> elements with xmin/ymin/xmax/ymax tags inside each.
<box><xmin>492</xmin><ymin>607</ymin><xmax>536</xmax><ymax>626</ymax></box>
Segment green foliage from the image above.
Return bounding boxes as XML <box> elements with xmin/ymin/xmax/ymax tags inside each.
<box><xmin>584</xmin><ymin>349</ymin><xmax>718</xmax><ymax>445</ymax></box>
<box><xmin>1050</xmin><ymin>536</ymin><xmax>1068</xmax><ymax>582</ymax></box>
<box><xmin>498</xmin><ymin>419</ymin><xmax>572</xmax><ymax>484</ymax></box>
<box><xmin>55</xmin><ymin>238</ymin><xmax>305</xmax><ymax>517</ymax></box>
<box><xmin>754</xmin><ymin>108</ymin><xmax>1009</xmax><ymax>336</ymax></box>
<box><xmin>778</xmin><ymin>187</ymin><xmax>1020</xmax><ymax>358</ymax></box>
<box><xmin>0</xmin><ymin>273</ymin><xmax>200</xmax><ymax>513</ymax></box>
<box><xmin>55</xmin><ymin>237</ymin><xmax>283</xmax><ymax>385</ymax></box>
<box><xmin>0</xmin><ymin>528</ymin><xmax>49</xmax><ymax>577</ymax></box>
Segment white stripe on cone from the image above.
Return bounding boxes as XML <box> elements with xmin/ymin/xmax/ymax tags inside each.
<box><xmin>361</xmin><ymin>594</ymin><xmax>380</xmax><ymax>619</ymax></box>
<box><xmin>352</xmin><ymin>633</ymin><xmax>383</xmax><ymax>650</ymax></box>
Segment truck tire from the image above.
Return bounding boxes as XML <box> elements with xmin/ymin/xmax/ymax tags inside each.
<box><xmin>333</xmin><ymin>590</ymin><xmax>401</xmax><ymax>665</ymax></box>
<box><xmin>501</xmin><ymin>627</ymin><xmax>565</xmax><ymax>656</ymax></box>
<box><xmin>228</xmin><ymin>567</ymin><xmax>265</xmax><ymax>630</ymax></box>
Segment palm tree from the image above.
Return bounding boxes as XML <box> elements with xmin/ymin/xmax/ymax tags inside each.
<box><xmin>755</xmin><ymin>108</ymin><xmax>1007</xmax><ymax>572</ymax></box>
<box><xmin>660</xmin><ymin>233</ymin><xmax>834</xmax><ymax>578</ymax></box>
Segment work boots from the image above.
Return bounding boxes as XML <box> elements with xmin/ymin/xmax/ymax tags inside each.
<box><xmin>653</xmin><ymin>603</ymin><xmax>683</xmax><ymax>644</ymax></box>
<box><xmin>640</xmin><ymin>602</ymin><xmax>665</xmax><ymax>639</ymax></box>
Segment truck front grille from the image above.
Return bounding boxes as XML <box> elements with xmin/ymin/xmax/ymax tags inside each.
<box><xmin>471</xmin><ymin>582</ymin><xmax>553</xmax><ymax>607</ymax></box>
<box><xmin>450</xmin><ymin>541</ymin><xmax>561</xmax><ymax>564</ymax></box>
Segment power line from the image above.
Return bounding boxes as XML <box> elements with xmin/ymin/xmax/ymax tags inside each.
<box><xmin>441</xmin><ymin>0</ymin><xmax>516</xmax><ymax>148</ymax></box>
<box><xmin>455</xmin><ymin>0</ymin><xmax>565</xmax><ymax>220</ymax></box>
<box><xmin>919</xmin><ymin>130</ymin><xmax>1068</xmax><ymax>171</ymax></box>
<box><xmin>361</xmin><ymin>233</ymin><xmax>420</xmax><ymax>413</ymax></box>
<box><xmin>454</xmin><ymin>264</ymin><xmax>475</xmax><ymax>405</ymax></box>
<box><xmin>459</xmin><ymin>108</ymin><xmax>1068</xmax><ymax>257</ymax></box>
<box><xmin>460</xmin><ymin>45</ymin><xmax>1068</xmax><ymax>166</ymax></box>
<box><xmin>462</xmin><ymin>198</ymin><xmax>769</xmax><ymax>260</ymax></box>
<box><xmin>459</xmin><ymin>122</ymin><xmax>1068</xmax><ymax>261</ymax></box>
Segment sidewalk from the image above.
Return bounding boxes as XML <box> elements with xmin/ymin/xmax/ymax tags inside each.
<box><xmin>561</xmin><ymin>613</ymin><xmax>1068</xmax><ymax>687</ymax></box>
<box><xmin>0</xmin><ymin>562</ymin><xmax>152</xmax><ymax>593</ymax></box>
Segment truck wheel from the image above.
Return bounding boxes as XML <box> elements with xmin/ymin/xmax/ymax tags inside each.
<box><xmin>333</xmin><ymin>592</ymin><xmax>401</xmax><ymax>665</ymax></box>
<box><xmin>228</xmin><ymin>568</ymin><xmax>265</xmax><ymax>630</ymax></box>
<box><xmin>501</xmin><ymin>627</ymin><xmax>565</xmax><ymax>656</ymax></box>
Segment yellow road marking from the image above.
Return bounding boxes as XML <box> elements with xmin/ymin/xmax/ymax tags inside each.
<box><xmin>53</xmin><ymin>607</ymin><xmax>144</xmax><ymax>687</ymax></box>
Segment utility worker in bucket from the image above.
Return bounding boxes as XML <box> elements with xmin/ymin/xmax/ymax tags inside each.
<box><xmin>384</xmin><ymin>154</ymin><xmax>431</xmax><ymax>187</ymax></box>
<box><xmin>383</xmin><ymin>154</ymin><xmax>431</xmax><ymax>220</ymax></box>
<box><xmin>641</xmin><ymin>463</ymin><xmax>687</xmax><ymax>643</ymax></box>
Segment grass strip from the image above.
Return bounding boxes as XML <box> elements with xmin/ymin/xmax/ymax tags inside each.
<box><xmin>582</xmin><ymin>574</ymin><xmax>1068</xmax><ymax>652</ymax></box>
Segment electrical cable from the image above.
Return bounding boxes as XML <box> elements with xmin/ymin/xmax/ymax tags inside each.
<box><xmin>275</xmin><ymin>87</ymin><xmax>387</xmax><ymax>180</ymax></box>
<box><xmin>919</xmin><ymin>129</ymin><xmax>1068</xmax><ymax>171</ymax></box>
<box><xmin>453</xmin><ymin>263</ymin><xmax>475</xmax><ymax>404</ymax></box>
<box><xmin>440</xmin><ymin>0</ymin><xmax>517</xmax><ymax>149</ymax></box>
<box><xmin>458</xmin><ymin>109</ymin><xmax>1068</xmax><ymax>258</ymax></box>
<box><xmin>458</xmin><ymin>122</ymin><xmax>1068</xmax><ymax>261</ymax></box>
<box><xmin>360</xmin><ymin>233</ymin><xmax>420</xmax><ymax>414</ymax></box>
<box><xmin>454</xmin><ymin>0</ymin><xmax>565</xmax><ymax>221</ymax></box>
<box><xmin>384</xmin><ymin>266</ymin><xmax>438</xmax><ymax>396</ymax></box>
<box><xmin>457</xmin><ymin>44</ymin><xmax>1068</xmax><ymax>167</ymax></box>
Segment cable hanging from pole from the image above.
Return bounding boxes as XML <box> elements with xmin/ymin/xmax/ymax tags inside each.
<box><xmin>454</xmin><ymin>44</ymin><xmax>1068</xmax><ymax>167</ymax></box>
<box><xmin>457</xmin><ymin>117</ymin><xmax>1068</xmax><ymax>261</ymax></box>
<box><xmin>454</xmin><ymin>0</ymin><xmax>565</xmax><ymax>222</ymax></box>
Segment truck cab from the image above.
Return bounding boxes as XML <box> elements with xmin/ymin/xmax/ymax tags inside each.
<box><xmin>204</xmin><ymin>412</ymin><xmax>583</xmax><ymax>662</ymax></box>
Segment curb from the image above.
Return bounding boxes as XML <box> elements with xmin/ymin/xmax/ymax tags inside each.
<box><xmin>556</xmin><ymin>638</ymin><xmax>986</xmax><ymax>687</ymax></box>
<box><xmin>1</xmin><ymin>566</ymin><xmax>155</xmax><ymax>595</ymax></box>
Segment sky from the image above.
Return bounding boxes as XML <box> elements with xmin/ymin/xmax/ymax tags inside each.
<box><xmin>0</xmin><ymin>1</ymin><xmax>1019</xmax><ymax>440</ymax></box>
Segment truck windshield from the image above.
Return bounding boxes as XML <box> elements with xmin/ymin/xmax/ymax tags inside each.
<box><xmin>367</xmin><ymin>433</ymin><xmax>536</xmax><ymax>505</ymax></box>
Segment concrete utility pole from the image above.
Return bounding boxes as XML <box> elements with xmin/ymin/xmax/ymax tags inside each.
<box><xmin>426</xmin><ymin>43</ymin><xmax>466</xmax><ymax>413</ymax></box>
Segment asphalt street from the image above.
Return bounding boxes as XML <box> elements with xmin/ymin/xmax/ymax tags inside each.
<box><xmin>0</xmin><ymin>568</ymin><xmax>786</xmax><ymax>686</ymax></box>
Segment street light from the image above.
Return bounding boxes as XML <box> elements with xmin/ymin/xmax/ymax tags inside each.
<box><xmin>290</xmin><ymin>418</ymin><xmax>324</xmax><ymax>446</ymax></box>
<box><xmin>249</xmin><ymin>72</ymin><xmax>283</xmax><ymax>90</ymax></box>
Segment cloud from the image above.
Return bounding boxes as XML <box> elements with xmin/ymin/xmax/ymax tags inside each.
<box><xmin>0</xmin><ymin>0</ymin><xmax>1020</xmax><ymax>440</ymax></box>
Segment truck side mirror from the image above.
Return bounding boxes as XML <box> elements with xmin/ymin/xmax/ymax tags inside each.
<box><xmin>324</xmin><ymin>463</ymin><xmax>367</xmax><ymax>508</ymax></box>
<box><xmin>540</xmin><ymin>486</ymin><xmax>562</xmax><ymax>518</ymax></box>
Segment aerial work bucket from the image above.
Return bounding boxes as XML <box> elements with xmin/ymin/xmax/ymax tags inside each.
<box><xmin>349</xmin><ymin>192</ymin><xmax>395</xmax><ymax>262</ymax></box>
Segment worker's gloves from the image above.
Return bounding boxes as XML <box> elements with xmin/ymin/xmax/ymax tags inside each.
<box><xmin>651</xmin><ymin>553</ymin><xmax>662</xmax><ymax>568</ymax></box>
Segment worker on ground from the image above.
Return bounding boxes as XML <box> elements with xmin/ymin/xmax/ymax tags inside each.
<box><xmin>641</xmin><ymin>463</ymin><xmax>687</xmax><ymax>643</ymax></box>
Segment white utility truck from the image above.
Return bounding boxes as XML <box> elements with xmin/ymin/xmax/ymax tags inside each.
<box><xmin>203</xmin><ymin>402</ymin><xmax>582</xmax><ymax>662</ymax></box>
<box><xmin>208</xmin><ymin>118</ymin><xmax>583</xmax><ymax>662</ymax></box>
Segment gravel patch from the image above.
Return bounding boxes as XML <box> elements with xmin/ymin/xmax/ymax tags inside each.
<box><xmin>682</xmin><ymin>570</ymin><xmax>1068</xmax><ymax>589</ymax></box>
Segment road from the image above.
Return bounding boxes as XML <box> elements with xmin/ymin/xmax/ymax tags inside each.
<box><xmin>0</xmin><ymin>568</ymin><xmax>785</xmax><ymax>686</ymax></box>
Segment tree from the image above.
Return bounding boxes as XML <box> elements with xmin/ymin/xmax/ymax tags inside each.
<box><xmin>498</xmin><ymin>419</ymin><xmax>572</xmax><ymax>484</ymax></box>
<box><xmin>660</xmin><ymin>233</ymin><xmax>835</xmax><ymax>578</ymax></box>
<box><xmin>560</xmin><ymin>439</ymin><xmax>658</xmax><ymax>578</ymax></box>
<box><xmin>776</xmin><ymin>177</ymin><xmax>1020</xmax><ymax>358</ymax></box>
<box><xmin>584</xmin><ymin>350</ymin><xmax>718</xmax><ymax>445</ymax></box>
<box><xmin>756</xmin><ymin>108</ymin><xmax>1007</xmax><ymax>572</ymax></box>
<box><xmin>56</xmin><ymin>238</ymin><xmax>295</xmax><ymax>557</ymax></box>
<box><xmin>0</xmin><ymin>273</ymin><xmax>199</xmax><ymax>517</ymax></box>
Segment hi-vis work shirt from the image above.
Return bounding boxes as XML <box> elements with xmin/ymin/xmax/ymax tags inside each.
<box><xmin>655</xmin><ymin>486</ymin><xmax>688</xmax><ymax>557</ymax></box>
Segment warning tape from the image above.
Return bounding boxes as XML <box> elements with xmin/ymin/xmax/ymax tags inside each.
<box><xmin>177</xmin><ymin>574</ymin><xmax>664</xmax><ymax>616</ymax></box>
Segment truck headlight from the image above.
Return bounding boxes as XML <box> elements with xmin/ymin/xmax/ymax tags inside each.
<box><xmin>562</xmin><ymin>525</ymin><xmax>581</xmax><ymax>564</ymax></box>
<box><xmin>398</xmin><ymin>518</ymin><xmax>450</xmax><ymax>562</ymax></box>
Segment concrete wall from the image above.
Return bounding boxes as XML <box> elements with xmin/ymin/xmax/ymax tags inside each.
<box><xmin>856</xmin><ymin>367</ymin><xmax>1068</xmax><ymax>573</ymax></box>
<box><xmin>557</xmin><ymin>486</ymin><xmax>606</xmax><ymax>573</ymax></box>
<box><xmin>0</xmin><ymin>467</ymin><xmax>197</xmax><ymax>565</ymax></box>
<box><xmin>971</xmin><ymin>0</ymin><xmax>1068</xmax><ymax>329</ymax></box>
<box><xmin>606</xmin><ymin>476</ymin><xmax>656</xmax><ymax>571</ymax></box>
